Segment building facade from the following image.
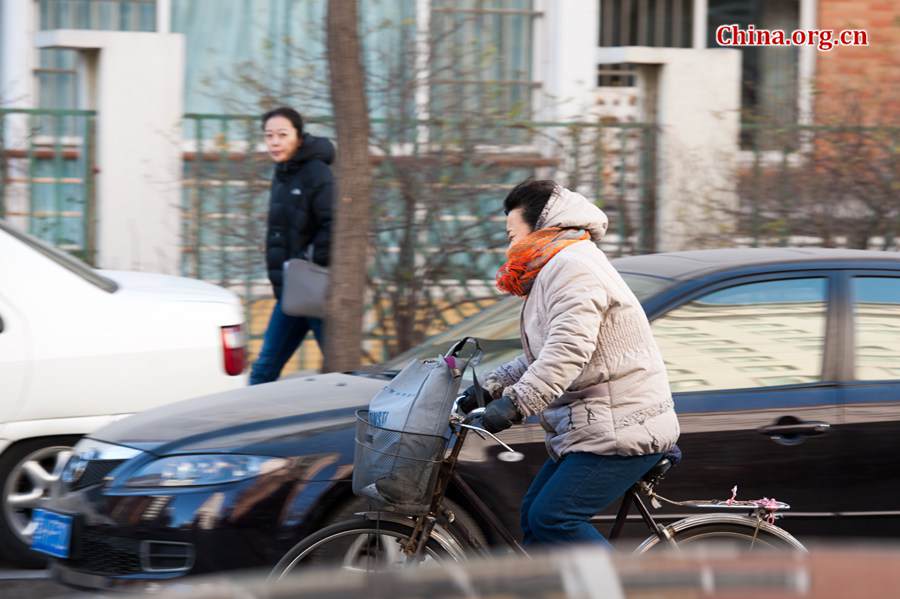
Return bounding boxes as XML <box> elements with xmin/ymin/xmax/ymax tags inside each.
<box><xmin>1</xmin><ymin>0</ymin><xmax>896</xmax><ymax>367</ymax></box>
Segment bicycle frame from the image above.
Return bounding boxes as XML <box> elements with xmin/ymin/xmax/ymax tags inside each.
<box><xmin>398</xmin><ymin>422</ymin><xmax>676</xmax><ymax>559</ymax></box>
<box><xmin>389</xmin><ymin>417</ymin><xmax>798</xmax><ymax>561</ymax></box>
<box><xmin>449</xmin><ymin>464</ymin><xmax>676</xmax><ymax>553</ymax></box>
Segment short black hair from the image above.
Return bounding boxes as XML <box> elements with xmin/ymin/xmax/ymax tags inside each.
<box><xmin>503</xmin><ymin>179</ymin><xmax>557</xmax><ymax>230</ymax></box>
<box><xmin>261</xmin><ymin>106</ymin><xmax>304</xmax><ymax>136</ymax></box>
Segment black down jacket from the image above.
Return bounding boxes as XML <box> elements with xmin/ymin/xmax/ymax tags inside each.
<box><xmin>264</xmin><ymin>134</ymin><xmax>335</xmax><ymax>299</ymax></box>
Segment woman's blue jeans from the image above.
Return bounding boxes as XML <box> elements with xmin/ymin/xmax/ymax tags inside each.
<box><xmin>249</xmin><ymin>300</ymin><xmax>324</xmax><ymax>385</ymax></box>
<box><xmin>520</xmin><ymin>452</ymin><xmax>662</xmax><ymax>547</ymax></box>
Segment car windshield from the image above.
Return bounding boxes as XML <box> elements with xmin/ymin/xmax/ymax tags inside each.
<box><xmin>379</xmin><ymin>271</ymin><xmax>674</xmax><ymax>376</ymax></box>
<box><xmin>0</xmin><ymin>220</ymin><xmax>118</xmax><ymax>293</ymax></box>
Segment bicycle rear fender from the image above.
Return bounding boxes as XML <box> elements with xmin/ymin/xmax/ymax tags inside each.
<box><xmin>634</xmin><ymin>513</ymin><xmax>808</xmax><ymax>553</ymax></box>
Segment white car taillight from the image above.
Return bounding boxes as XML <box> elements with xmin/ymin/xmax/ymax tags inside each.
<box><xmin>221</xmin><ymin>324</ymin><xmax>246</xmax><ymax>376</ymax></box>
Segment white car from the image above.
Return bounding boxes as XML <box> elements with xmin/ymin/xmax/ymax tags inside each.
<box><xmin>0</xmin><ymin>220</ymin><xmax>247</xmax><ymax>566</ymax></box>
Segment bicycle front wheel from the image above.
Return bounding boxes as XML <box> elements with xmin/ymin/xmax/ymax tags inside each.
<box><xmin>635</xmin><ymin>514</ymin><xmax>807</xmax><ymax>554</ymax></box>
<box><xmin>269</xmin><ymin>516</ymin><xmax>458</xmax><ymax>580</ymax></box>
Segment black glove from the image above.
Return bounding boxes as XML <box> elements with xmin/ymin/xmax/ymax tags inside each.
<box><xmin>458</xmin><ymin>384</ymin><xmax>494</xmax><ymax>414</ymax></box>
<box><xmin>480</xmin><ymin>396</ymin><xmax>522</xmax><ymax>434</ymax></box>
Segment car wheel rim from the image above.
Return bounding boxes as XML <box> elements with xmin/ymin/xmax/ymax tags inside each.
<box><xmin>3</xmin><ymin>445</ymin><xmax>73</xmax><ymax>544</ymax></box>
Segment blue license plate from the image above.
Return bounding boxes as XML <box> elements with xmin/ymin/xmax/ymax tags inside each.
<box><xmin>31</xmin><ymin>509</ymin><xmax>72</xmax><ymax>559</ymax></box>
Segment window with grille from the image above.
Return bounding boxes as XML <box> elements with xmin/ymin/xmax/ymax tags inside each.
<box><xmin>598</xmin><ymin>0</ymin><xmax>693</xmax><ymax>48</ymax></box>
<box><xmin>429</xmin><ymin>0</ymin><xmax>539</xmax><ymax>122</ymax></box>
<box><xmin>707</xmin><ymin>0</ymin><xmax>799</xmax><ymax>134</ymax></box>
<box><xmin>597</xmin><ymin>63</ymin><xmax>637</xmax><ymax>87</ymax></box>
<box><xmin>38</xmin><ymin>0</ymin><xmax>156</xmax><ymax>31</ymax></box>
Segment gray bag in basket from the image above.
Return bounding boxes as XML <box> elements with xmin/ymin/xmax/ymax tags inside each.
<box><xmin>355</xmin><ymin>338</ymin><xmax>482</xmax><ymax>509</ymax></box>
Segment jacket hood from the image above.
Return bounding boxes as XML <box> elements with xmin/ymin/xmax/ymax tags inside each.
<box><xmin>535</xmin><ymin>186</ymin><xmax>608</xmax><ymax>244</ymax></box>
<box><xmin>285</xmin><ymin>134</ymin><xmax>336</xmax><ymax>167</ymax></box>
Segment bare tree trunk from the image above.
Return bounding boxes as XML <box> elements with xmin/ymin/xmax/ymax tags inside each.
<box><xmin>324</xmin><ymin>0</ymin><xmax>372</xmax><ymax>372</ymax></box>
<box><xmin>394</xmin><ymin>184</ymin><xmax>420</xmax><ymax>352</ymax></box>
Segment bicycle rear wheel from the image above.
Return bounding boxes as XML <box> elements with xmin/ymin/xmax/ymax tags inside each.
<box><xmin>636</xmin><ymin>515</ymin><xmax>807</xmax><ymax>553</ymax></box>
<box><xmin>269</xmin><ymin>516</ymin><xmax>458</xmax><ymax>580</ymax></box>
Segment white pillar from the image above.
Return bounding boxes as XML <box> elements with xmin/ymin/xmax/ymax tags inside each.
<box><xmin>692</xmin><ymin>0</ymin><xmax>708</xmax><ymax>49</ymax></box>
<box><xmin>1</xmin><ymin>0</ymin><xmax>35</xmax><ymax>107</ymax></box>
<box><xmin>1</xmin><ymin>0</ymin><xmax>36</xmax><ymax>148</ymax></box>
<box><xmin>156</xmin><ymin>0</ymin><xmax>171</xmax><ymax>34</ymax></box>
<box><xmin>35</xmin><ymin>30</ymin><xmax>185</xmax><ymax>274</ymax></box>
<box><xmin>538</xmin><ymin>0</ymin><xmax>599</xmax><ymax>121</ymax></box>
<box><xmin>1</xmin><ymin>0</ymin><xmax>36</xmax><ymax>231</ymax></box>
<box><xmin>797</xmin><ymin>0</ymin><xmax>817</xmax><ymax>125</ymax></box>
<box><xmin>414</xmin><ymin>0</ymin><xmax>430</xmax><ymax>143</ymax></box>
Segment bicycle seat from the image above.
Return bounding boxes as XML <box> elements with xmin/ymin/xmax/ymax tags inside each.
<box><xmin>642</xmin><ymin>457</ymin><xmax>672</xmax><ymax>483</ymax></box>
<box><xmin>642</xmin><ymin>445</ymin><xmax>681</xmax><ymax>484</ymax></box>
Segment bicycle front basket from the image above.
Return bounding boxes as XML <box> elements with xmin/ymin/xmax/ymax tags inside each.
<box><xmin>352</xmin><ymin>410</ymin><xmax>448</xmax><ymax>514</ymax></box>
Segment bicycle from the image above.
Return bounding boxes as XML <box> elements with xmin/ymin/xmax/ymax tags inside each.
<box><xmin>269</xmin><ymin>399</ymin><xmax>806</xmax><ymax>579</ymax></box>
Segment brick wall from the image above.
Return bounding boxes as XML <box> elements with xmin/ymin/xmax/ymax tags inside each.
<box><xmin>815</xmin><ymin>0</ymin><xmax>900</xmax><ymax>123</ymax></box>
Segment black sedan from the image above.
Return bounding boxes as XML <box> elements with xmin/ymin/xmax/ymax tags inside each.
<box><xmin>38</xmin><ymin>248</ymin><xmax>900</xmax><ymax>590</ymax></box>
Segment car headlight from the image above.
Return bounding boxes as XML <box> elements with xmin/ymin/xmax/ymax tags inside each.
<box><xmin>122</xmin><ymin>455</ymin><xmax>286</xmax><ymax>487</ymax></box>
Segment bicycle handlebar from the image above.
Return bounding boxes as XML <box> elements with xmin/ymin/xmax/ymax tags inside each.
<box><xmin>461</xmin><ymin>407</ymin><xmax>485</xmax><ymax>425</ymax></box>
<box><xmin>450</xmin><ymin>397</ymin><xmax>524</xmax><ymax>462</ymax></box>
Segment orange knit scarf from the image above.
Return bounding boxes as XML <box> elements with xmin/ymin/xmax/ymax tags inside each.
<box><xmin>496</xmin><ymin>228</ymin><xmax>590</xmax><ymax>296</ymax></box>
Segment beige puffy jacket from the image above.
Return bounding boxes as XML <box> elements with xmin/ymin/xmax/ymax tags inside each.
<box><xmin>485</xmin><ymin>187</ymin><xmax>679</xmax><ymax>459</ymax></box>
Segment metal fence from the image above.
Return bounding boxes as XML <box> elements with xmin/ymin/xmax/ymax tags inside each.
<box><xmin>0</xmin><ymin>108</ymin><xmax>97</xmax><ymax>263</ymax></box>
<box><xmin>181</xmin><ymin>113</ymin><xmax>658</xmax><ymax>372</ymax></box>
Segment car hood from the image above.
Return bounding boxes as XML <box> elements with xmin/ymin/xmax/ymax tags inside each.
<box><xmin>99</xmin><ymin>270</ymin><xmax>239</xmax><ymax>304</ymax></box>
<box><xmin>90</xmin><ymin>373</ymin><xmax>385</xmax><ymax>456</ymax></box>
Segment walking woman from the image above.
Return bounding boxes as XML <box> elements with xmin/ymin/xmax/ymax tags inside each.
<box><xmin>463</xmin><ymin>179</ymin><xmax>680</xmax><ymax>546</ymax></box>
<box><xmin>249</xmin><ymin>107</ymin><xmax>335</xmax><ymax>385</ymax></box>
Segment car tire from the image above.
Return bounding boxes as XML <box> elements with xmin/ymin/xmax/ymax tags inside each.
<box><xmin>0</xmin><ymin>436</ymin><xmax>79</xmax><ymax>567</ymax></box>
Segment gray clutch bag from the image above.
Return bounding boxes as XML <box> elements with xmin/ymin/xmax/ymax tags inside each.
<box><xmin>282</xmin><ymin>258</ymin><xmax>329</xmax><ymax>319</ymax></box>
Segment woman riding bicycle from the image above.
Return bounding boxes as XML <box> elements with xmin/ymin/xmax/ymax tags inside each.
<box><xmin>268</xmin><ymin>181</ymin><xmax>803</xmax><ymax>579</ymax></box>
<box><xmin>463</xmin><ymin>179</ymin><xmax>680</xmax><ymax>547</ymax></box>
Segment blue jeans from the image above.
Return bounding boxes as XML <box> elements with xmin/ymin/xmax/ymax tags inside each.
<box><xmin>520</xmin><ymin>452</ymin><xmax>662</xmax><ymax>547</ymax></box>
<box><xmin>249</xmin><ymin>300</ymin><xmax>324</xmax><ymax>385</ymax></box>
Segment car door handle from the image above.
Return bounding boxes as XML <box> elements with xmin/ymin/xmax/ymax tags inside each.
<box><xmin>758</xmin><ymin>421</ymin><xmax>831</xmax><ymax>437</ymax></box>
